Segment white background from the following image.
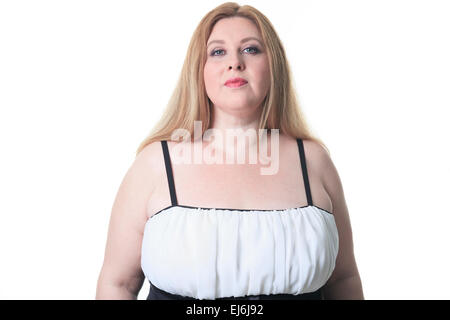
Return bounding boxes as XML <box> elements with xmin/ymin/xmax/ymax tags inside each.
<box><xmin>0</xmin><ymin>0</ymin><xmax>449</xmax><ymax>300</ymax></box>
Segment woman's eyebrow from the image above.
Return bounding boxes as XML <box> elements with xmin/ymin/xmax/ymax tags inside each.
<box><xmin>207</xmin><ymin>37</ymin><xmax>263</xmax><ymax>48</ymax></box>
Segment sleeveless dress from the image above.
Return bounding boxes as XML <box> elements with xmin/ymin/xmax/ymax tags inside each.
<box><xmin>140</xmin><ymin>138</ymin><xmax>339</xmax><ymax>300</ymax></box>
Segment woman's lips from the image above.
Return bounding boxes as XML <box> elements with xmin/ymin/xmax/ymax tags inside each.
<box><xmin>225</xmin><ymin>77</ymin><xmax>248</xmax><ymax>88</ymax></box>
<box><xmin>225</xmin><ymin>81</ymin><xmax>248</xmax><ymax>88</ymax></box>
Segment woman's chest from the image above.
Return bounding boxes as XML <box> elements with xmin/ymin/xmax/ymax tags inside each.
<box><xmin>146</xmin><ymin>154</ymin><xmax>332</xmax><ymax>220</ymax></box>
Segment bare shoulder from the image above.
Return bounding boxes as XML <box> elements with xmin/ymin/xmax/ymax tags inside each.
<box><xmin>301</xmin><ymin>139</ymin><xmax>337</xmax><ymax>193</ymax></box>
<box><xmin>302</xmin><ymin>138</ymin><xmax>346</xmax><ymax>215</ymax></box>
<box><xmin>122</xmin><ymin>141</ymin><xmax>166</xmax><ymax>210</ymax></box>
<box><xmin>134</xmin><ymin>141</ymin><xmax>165</xmax><ymax>179</ymax></box>
<box><xmin>301</xmin><ymin>139</ymin><xmax>329</xmax><ymax>177</ymax></box>
<box><xmin>135</xmin><ymin>140</ymin><xmax>162</xmax><ymax>164</ymax></box>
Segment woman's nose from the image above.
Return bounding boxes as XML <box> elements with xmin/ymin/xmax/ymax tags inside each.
<box><xmin>227</xmin><ymin>53</ymin><xmax>244</xmax><ymax>70</ymax></box>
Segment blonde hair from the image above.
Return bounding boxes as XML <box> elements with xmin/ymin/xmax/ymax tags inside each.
<box><xmin>135</xmin><ymin>2</ymin><xmax>329</xmax><ymax>156</ymax></box>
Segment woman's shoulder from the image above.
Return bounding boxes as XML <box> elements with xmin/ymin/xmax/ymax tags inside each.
<box><xmin>301</xmin><ymin>139</ymin><xmax>343</xmax><ymax>198</ymax></box>
<box><xmin>137</xmin><ymin>140</ymin><xmax>162</xmax><ymax>158</ymax></box>
<box><xmin>301</xmin><ymin>138</ymin><xmax>330</xmax><ymax>164</ymax></box>
<box><xmin>285</xmin><ymin>136</ymin><xmax>332</xmax><ymax>183</ymax></box>
<box><xmin>281</xmin><ymin>134</ymin><xmax>329</xmax><ymax>162</ymax></box>
<box><xmin>134</xmin><ymin>140</ymin><xmax>165</xmax><ymax>180</ymax></box>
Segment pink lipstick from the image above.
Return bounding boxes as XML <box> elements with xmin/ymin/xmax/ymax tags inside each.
<box><xmin>225</xmin><ymin>77</ymin><xmax>248</xmax><ymax>88</ymax></box>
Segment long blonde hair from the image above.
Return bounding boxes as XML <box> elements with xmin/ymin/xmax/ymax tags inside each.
<box><xmin>135</xmin><ymin>2</ymin><xmax>329</xmax><ymax>156</ymax></box>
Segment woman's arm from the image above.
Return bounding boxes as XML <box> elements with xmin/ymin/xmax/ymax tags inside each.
<box><xmin>306</xmin><ymin>140</ymin><xmax>365</xmax><ymax>300</ymax></box>
<box><xmin>96</xmin><ymin>143</ymin><xmax>159</xmax><ymax>299</ymax></box>
<box><xmin>322</xmin><ymin>274</ymin><xmax>364</xmax><ymax>300</ymax></box>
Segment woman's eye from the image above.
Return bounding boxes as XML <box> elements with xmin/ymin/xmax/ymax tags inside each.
<box><xmin>211</xmin><ymin>49</ymin><xmax>224</xmax><ymax>56</ymax></box>
<box><xmin>210</xmin><ymin>46</ymin><xmax>259</xmax><ymax>56</ymax></box>
<box><xmin>244</xmin><ymin>47</ymin><xmax>259</xmax><ymax>54</ymax></box>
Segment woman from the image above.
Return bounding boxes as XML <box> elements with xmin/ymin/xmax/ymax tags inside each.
<box><xmin>96</xmin><ymin>2</ymin><xmax>364</xmax><ymax>300</ymax></box>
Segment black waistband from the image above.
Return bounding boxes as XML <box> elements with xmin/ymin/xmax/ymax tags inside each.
<box><xmin>147</xmin><ymin>280</ymin><xmax>323</xmax><ymax>300</ymax></box>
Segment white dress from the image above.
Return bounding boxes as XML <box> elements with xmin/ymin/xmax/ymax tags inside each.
<box><xmin>140</xmin><ymin>139</ymin><xmax>339</xmax><ymax>300</ymax></box>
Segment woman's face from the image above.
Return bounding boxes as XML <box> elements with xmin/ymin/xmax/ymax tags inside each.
<box><xmin>204</xmin><ymin>17</ymin><xmax>270</xmax><ymax>115</ymax></box>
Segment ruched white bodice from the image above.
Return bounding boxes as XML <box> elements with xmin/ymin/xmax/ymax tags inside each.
<box><xmin>141</xmin><ymin>204</ymin><xmax>339</xmax><ymax>300</ymax></box>
<box><xmin>140</xmin><ymin>138</ymin><xmax>340</xmax><ymax>300</ymax></box>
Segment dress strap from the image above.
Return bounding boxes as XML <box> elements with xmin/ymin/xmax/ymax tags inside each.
<box><xmin>161</xmin><ymin>140</ymin><xmax>178</xmax><ymax>206</ymax></box>
<box><xmin>296</xmin><ymin>138</ymin><xmax>313</xmax><ymax>206</ymax></box>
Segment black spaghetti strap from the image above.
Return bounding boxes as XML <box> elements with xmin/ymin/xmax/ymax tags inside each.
<box><xmin>161</xmin><ymin>140</ymin><xmax>178</xmax><ymax>206</ymax></box>
<box><xmin>297</xmin><ymin>138</ymin><xmax>313</xmax><ymax>206</ymax></box>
